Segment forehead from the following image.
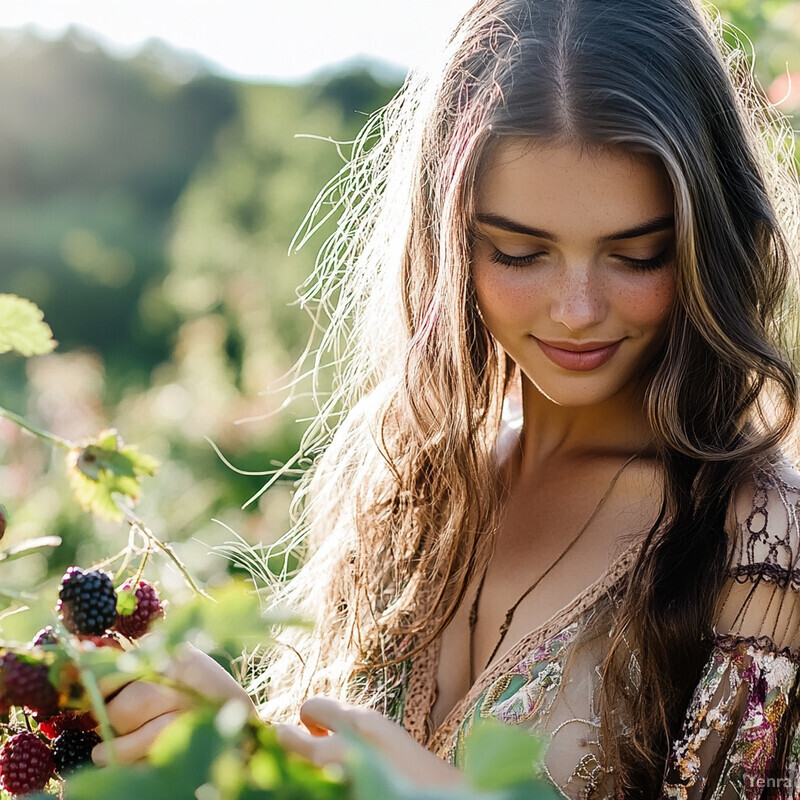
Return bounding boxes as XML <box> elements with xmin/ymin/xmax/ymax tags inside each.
<box><xmin>475</xmin><ymin>138</ymin><xmax>674</xmax><ymax>236</ymax></box>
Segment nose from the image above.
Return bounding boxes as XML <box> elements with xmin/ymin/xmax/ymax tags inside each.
<box><xmin>549</xmin><ymin>264</ymin><xmax>607</xmax><ymax>332</ymax></box>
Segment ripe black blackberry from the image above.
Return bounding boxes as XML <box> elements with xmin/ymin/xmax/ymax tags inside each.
<box><xmin>0</xmin><ymin>731</ymin><xmax>55</xmax><ymax>795</ymax></box>
<box><xmin>0</xmin><ymin>652</ymin><xmax>59</xmax><ymax>717</ymax></box>
<box><xmin>52</xmin><ymin>729</ymin><xmax>101</xmax><ymax>775</ymax></box>
<box><xmin>57</xmin><ymin>567</ymin><xmax>118</xmax><ymax>636</ymax></box>
<box><xmin>115</xmin><ymin>580</ymin><xmax>164</xmax><ymax>639</ymax></box>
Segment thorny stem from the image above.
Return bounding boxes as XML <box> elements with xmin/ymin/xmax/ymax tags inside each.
<box><xmin>114</xmin><ymin>499</ymin><xmax>214</xmax><ymax>602</ymax></box>
<box><xmin>0</xmin><ymin>405</ymin><xmax>73</xmax><ymax>450</ymax></box>
<box><xmin>0</xmin><ymin>401</ymin><xmax>209</xmax><ymax>602</ymax></box>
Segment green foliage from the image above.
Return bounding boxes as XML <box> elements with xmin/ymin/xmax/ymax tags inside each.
<box><xmin>0</xmin><ymin>295</ymin><xmax>56</xmax><ymax>357</ymax></box>
<box><xmin>712</xmin><ymin>0</ymin><xmax>800</xmax><ymax>83</ymax></box>
<box><xmin>66</xmin><ymin>430</ymin><xmax>159</xmax><ymax>521</ymax></box>
<box><xmin>462</xmin><ymin>718</ymin><xmax>550</xmax><ymax>792</ymax></box>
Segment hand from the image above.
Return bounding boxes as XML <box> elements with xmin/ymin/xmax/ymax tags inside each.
<box><xmin>275</xmin><ymin>696</ymin><xmax>464</xmax><ymax>788</ymax></box>
<box><xmin>92</xmin><ymin>642</ymin><xmax>254</xmax><ymax>765</ymax></box>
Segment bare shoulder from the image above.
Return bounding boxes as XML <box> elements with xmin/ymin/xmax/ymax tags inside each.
<box><xmin>715</xmin><ymin>458</ymin><xmax>800</xmax><ymax>651</ymax></box>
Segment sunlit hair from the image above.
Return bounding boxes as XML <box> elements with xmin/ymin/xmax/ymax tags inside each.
<box><xmin>255</xmin><ymin>0</ymin><xmax>800</xmax><ymax>793</ymax></box>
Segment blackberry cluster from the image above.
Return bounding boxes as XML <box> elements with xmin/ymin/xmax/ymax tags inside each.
<box><xmin>115</xmin><ymin>580</ymin><xmax>165</xmax><ymax>639</ymax></box>
<box><xmin>0</xmin><ymin>731</ymin><xmax>54</xmax><ymax>795</ymax></box>
<box><xmin>0</xmin><ymin>567</ymin><xmax>165</xmax><ymax>793</ymax></box>
<box><xmin>57</xmin><ymin>568</ymin><xmax>118</xmax><ymax>636</ymax></box>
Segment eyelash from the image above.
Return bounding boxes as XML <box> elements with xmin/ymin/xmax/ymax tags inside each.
<box><xmin>488</xmin><ymin>248</ymin><xmax>671</xmax><ymax>272</ymax></box>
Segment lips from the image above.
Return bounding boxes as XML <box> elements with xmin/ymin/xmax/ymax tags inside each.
<box><xmin>535</xmin><ymin>338</ymin><xmax>623</xmax><ymax>371</ymax></box>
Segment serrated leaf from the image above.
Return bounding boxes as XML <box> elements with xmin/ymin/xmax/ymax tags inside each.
<box><xmin>66</xmin><ymin>429</ymin><xmax>159</xmax><ymax>521</ymax></box>
<box><xmin>0</xmin><ymin>294</ymin><xmax>57</xmax><ymax>356</ymax></box>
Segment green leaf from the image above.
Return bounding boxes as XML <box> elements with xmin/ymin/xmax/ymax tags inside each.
<box><xmin>461</xmin><ymin>718</ymin><xmax>552</xmax><ymax>793</ymax></box>
<box><xmin>0</xmin><ymin>294</ymin><xmax>57</xmax><ymax>356</ymax></box>
<box><xmin>66</xmin><ymin>429</ymin><xmax>160</xmax><ymax>521</ymax></box>
<box><xmin>160</xmin><ymin>580</ymin><xmax>275</xmax><ymax>654</ymax></box>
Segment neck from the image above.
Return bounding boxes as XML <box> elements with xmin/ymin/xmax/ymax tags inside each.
<box><xmin>514</xmin><ymin>376</ymin><xmax>655</xmax><ymax>473</ymax></box>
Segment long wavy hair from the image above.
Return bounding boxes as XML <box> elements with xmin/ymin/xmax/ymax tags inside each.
<box><xmin>254</xmin><ymin>0</ymin><xmax>800</xmax><ymax>794</ymax></box>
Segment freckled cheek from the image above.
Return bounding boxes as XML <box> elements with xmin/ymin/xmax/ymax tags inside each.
<box><xmin>472</xmin><ymin>265</ymin><xmax>544</xmax><ymax>327</ymax></box>
<box><xmin>616</xmin><ymin>273</ymin><xmax>677</xmax><ymax>329</ymax></box>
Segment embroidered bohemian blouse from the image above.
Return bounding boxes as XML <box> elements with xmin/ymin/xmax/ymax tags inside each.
<box><xmin>385</xmin><ymin>463</ymin><xmax>800</xmax><ymax>799</ymax></box>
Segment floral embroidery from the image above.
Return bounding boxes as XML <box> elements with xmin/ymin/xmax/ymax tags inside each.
<box><xmin>663</xmin><ymin>639</ymin><xmax>799</xmax><ymax>800</ymax></box>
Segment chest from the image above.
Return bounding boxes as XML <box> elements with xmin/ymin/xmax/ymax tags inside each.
<box><xmin>429</xmin><ymin>474</ymin><xmax>660</xmax><ymax>732</ymax></box>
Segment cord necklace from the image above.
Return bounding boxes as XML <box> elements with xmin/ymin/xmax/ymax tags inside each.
<box><xmin>468</xmin><ymin>451</ymin><xmax>640</xmax><ymax>685</ymax></box>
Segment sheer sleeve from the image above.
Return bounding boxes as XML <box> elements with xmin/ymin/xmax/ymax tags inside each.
<box><xmin>662</xmin><ymin>464</ymin><xmax>800</xmax><ymax>800</ymax></box>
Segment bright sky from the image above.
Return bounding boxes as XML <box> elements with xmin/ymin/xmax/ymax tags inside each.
<box><xmin>0</xmin><ymin>0</ymin><xmax>476</xmax><ymax>81</ymax></box>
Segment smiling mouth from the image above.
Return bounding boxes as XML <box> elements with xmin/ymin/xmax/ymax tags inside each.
<box><xmin>534</xmin><ymin>338</ymin><xmax>623</xmax><ymax>371</ymax></box>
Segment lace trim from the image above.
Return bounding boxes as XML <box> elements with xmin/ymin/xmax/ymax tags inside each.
<box><xmin>714</xmin><ymin>632</ymin><xmax>800</xmax><ymax>662</ymax></box>
<box><xmin>402</xmin><ymin>637</ymin><xmax>442</xmax><ymax>745</ymax></box>
<box><xmin>729</xmin><ymin>563</ymin><xmax>800</xmax><ymax>590</ymax></box>
<box><xmin>731</xmin><ymin>463</ymin><xmax>800</xmax><ymax>590</ymax></box>
<box><xmin>426</xmin><ymin>542</ymin><xmax>642</xmax><ymax>755</ymax></box>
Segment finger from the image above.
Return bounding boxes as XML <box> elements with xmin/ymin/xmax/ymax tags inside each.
<box><xmin>97</xmin><ymin>673</ymin><xmax>135</xmax><ymax>701</ymax></box>
<box><xmin>105</xmin><ymin>681</ymin><xmax>191</xmax><ymax>736</ymax></box>
<box><xmin>92</xmin><ymin>711</ymin><xmax>180</xmax><ymax>766</ymax></box>
<box><xmin>166</xmin><ymin>642</ymin><xmax>255</xmax><ymax>710</ymax></box>
<box><xmin>300</xmin><ymin>697</ymin><xmax>385</xmax><ymax>740</ymax></box>
<box><xmin>275</xmin><ymin>724</ymin><xmax>348</xmax><ymax>768</ymax></box>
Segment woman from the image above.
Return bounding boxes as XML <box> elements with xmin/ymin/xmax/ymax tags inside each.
<box><xmin>94</xmin><ymin>0</ymin><xmax>800</xmax><ymax>796</ymax></box>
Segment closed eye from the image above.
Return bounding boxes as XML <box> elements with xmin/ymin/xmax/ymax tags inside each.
<box><xmin>613</xmin><ymin>250</ymin><xmax>672</xmax><ymax>272</ymax></box>
<box><xmin>489</xmin><ymin>248</ymin><xmax>545</xmax><ymax>269</ymax></box>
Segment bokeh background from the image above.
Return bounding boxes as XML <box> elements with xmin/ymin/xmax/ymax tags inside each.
<box><xmin>0</xmin><ymin>1</ymin><xmax>798</xmax><ymax>601</ymax></box>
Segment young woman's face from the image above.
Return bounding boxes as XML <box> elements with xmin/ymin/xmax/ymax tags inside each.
<box><xmin>472</xmin><ymin>139</ymin><xmax>677</xmax><ymax>408</ymax></box>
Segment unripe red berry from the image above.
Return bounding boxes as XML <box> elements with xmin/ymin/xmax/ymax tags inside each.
<box><xmin>114</xmin><ymin>580</ymin><xmax>164</xmax><ymax>639</ymax></box>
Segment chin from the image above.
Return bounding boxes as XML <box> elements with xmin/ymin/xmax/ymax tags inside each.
<box><xmin>523</xmin><ymin>372</ymin><xmax>637</xmax><ymax>409</ymax></box>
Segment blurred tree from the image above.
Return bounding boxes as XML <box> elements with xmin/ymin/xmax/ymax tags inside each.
<box><xmin>0</xmin><ymin>29</ymin><xmax>237</xmax><ymax>393</ymax></box>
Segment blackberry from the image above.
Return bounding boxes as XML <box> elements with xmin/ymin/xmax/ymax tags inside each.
<box><xmin>38</xmin><ymin>711</ymin><xmax>98</xmax><ymax>740</ymax></box>
<box><xmin>0</xmin><ymin>652</ymin><xmax>59</xmax><ymax>717</ymax></box>
<box><xmin>0</xmin><ymin>731</ymin><xmax>54</xmax><ymax>795</ymax></box>
<box><xmin>115</xmin><ymin>580</ymin><xmax>164</xmax><ymax>639</ymax></box>
<box><xmin>57</xmin><ymin>567</ymin><xmax>118</xmax><ymax>636</ymax></box>
<box><xmin>52</xmin><ymin>729</ymin><xmax>101</xmax><ymax>776</ymax></box>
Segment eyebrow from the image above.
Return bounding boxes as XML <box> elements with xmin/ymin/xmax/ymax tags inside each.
<box><xmin>475</xmin><ymin>213</ymin><xmax>675</xmax><ymax>243</ymax></box>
